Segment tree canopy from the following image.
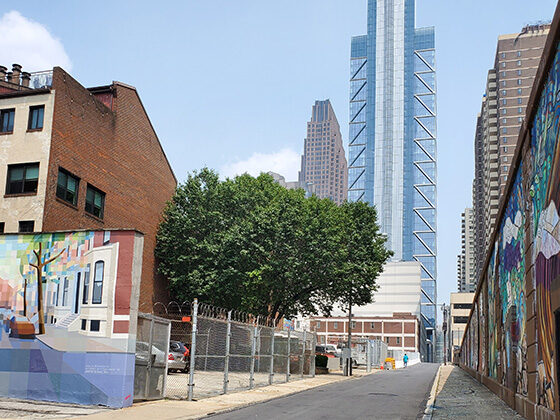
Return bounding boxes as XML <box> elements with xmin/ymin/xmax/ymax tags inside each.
<box><xmin>156</xmin><ymin>168</ymin><xmax>392</xmax><ymax>318</ymax></box>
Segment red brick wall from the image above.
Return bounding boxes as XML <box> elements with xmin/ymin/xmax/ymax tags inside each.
<box><xmin>42</xmin><ymin>68</ymin><xmax>176</xmax><ymax>310</ymax></box>
<box><xmin>403</xmin><ymin>322</ymin><xmax>416</xmax><ymax>334</ymax></box>
<box><xmin>383</xmin><ymin>322</ymin><xmax>402</xmax><ymax>334</ymax></box>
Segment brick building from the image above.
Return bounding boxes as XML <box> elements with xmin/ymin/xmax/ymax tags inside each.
<box><xmin>0</xmin><ymin>64</ymin><xmax>177</xmax><ymax>310</ymax></box>
<box><xmin>309</xmin><ymin>312</ymin><xmax>420</xmax><ymax>353</ymax></box>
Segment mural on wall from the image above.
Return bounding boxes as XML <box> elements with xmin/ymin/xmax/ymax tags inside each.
<box><xmin>479</xmin><ymin>291</ymin><xmax>486</xmax><ymax>374</ymax></box>
<box><xmin>487</xmin><ymin>245</ymin><xmax>499</xmax><ymax>380</ymax></box>
<box><xmin>530</xmin><ymin>41</ymin><xmax>560</xmax><ymax>410</ymax></box>
<box><xmin>472</xmin><ymin>301</ymin><xmax>479</xmax><ymax>371</ymax></box>
<box><xmin>497</xmin><ymin>166</ymin><xmax>527</xmax><ymax>395</ymax></box>
<box><xmin>0</xmin><ymin>231</ymin><xmax>142</xmax><ymax>408</ymax></box>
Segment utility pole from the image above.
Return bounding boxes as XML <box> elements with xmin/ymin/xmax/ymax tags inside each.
<box><xmin>346</xmin><ymin>296</ymin><xmax>353</xmax><ymax>376</ymax></box>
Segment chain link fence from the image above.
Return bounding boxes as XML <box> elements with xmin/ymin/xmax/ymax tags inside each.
<box><xmin>153</xmin><ymin>299</ymin><xmax>316</xmax><ymax>400</ymax></box>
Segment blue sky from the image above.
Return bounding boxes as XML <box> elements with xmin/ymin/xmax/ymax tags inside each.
<box><xmin>1</xmin><ymin>0</ymin><xmax>557</xmax><ymax>309</ymax></box>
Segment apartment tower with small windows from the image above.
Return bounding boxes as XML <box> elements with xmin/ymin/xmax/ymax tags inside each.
<box><xmin>298</xmin><ymin>99</ymin><xmax>347</xmax><ymax>205</ymax></box>
<box><xmin>472</xmin><ymin>24</ymin><xmax>549</xmax><ymax>280</ymax></box>
<box><xmin>457</xmin><ymin>208</ymin><xmax>475</xmax><ymax>292</ymax></box>
<box><xmin>0</xmin><ymin>64</ymin><xmax>177</xmax><ymax>309</ymax></box>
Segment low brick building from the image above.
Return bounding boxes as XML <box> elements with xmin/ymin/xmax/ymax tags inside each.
<box><xmin>309</xmin><ymin>312</ymin><xmax>421</xmax><ymax>353</ymax></box>
<box><xmin>0</xmin><ymin>64</ymin><xmax>177</xmax><ymax>310</ymax></box>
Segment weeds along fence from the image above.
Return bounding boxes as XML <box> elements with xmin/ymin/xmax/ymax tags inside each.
<box><xmin>153</xmin><ymin>299</ymin><xmax>317</xmax><ymax>400</ymax></box>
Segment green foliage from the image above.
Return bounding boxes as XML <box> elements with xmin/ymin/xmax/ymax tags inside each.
<box><xmin>156</xmin><ymin>168</ymin><xmax>392</xmax><ymax>318</ymax></box>
<box><xmin>315</xmin><ymin>354</ymin><xmax>328</xmax><ymax>368</ymax></box>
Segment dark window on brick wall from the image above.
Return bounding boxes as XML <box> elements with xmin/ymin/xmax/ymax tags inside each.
<box><xmin>0</xmin><ymin>108</ymin><xmax>15</xmax><ymax>133</ymax></box>
<box><xmin>90</xmin><ymin>320</ymin><xmax>100</xmax><ymax>332</ymax></box>
<box><xmin>85</xmin><ymin>184</ymin><xmax>105</xmax><ymax>219</ymax></box>
<box><xmin>56</xmin><ymin>168</ymin><xmax>79</xmax><ymax>206</ymax></box>
<box><xmin>18</xmin><ymin>220</ymin><xmax>34</xmax><ymax>233</ymax></box>
<box><xmin>0</xmin><ymin>222</ymin><xmax>4</xmax><ymax>233</ymax></box>
<box><xmin>6</xmin><ymin>163</ymin><xmax>39</xmax><ymax>195</ymax></box>
<box><xmin>28</xmin><ymin>105</ymin><xmax>44</xmax><ymax>130</ymax></box>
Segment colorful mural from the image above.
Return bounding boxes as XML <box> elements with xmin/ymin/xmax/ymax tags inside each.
<box><xmin>472</xmin><ymin>301</ymin><xmax>479</xmax><ymax>371</ymax></box>
<box><xmin>530</xmin><ymin>41</ymin><xmax>560</xmax><ymax>410</ymax></box>
<box><xmin>497</xmin><ymin>166</ymin><xmax>527</xmax><ymax>394</ymax></box>
<box><xmin>487</xmin><ymin>245</ymin><xmax>498</xmax><ymax>380</ymax></box>
<box><xmin>0</xmin><ymin>230</ymin><xmax>142</xmax><ymax>407</ymax></box>
<box><xmin>478</xmin><ymin>291</ymin><xmax>486</xmax><ymax>374</ymax></box>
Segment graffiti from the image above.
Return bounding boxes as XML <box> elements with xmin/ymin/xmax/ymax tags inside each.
<box><xmin>0</xmin><ymin>231</ymin><xmax>141</xmax><ymax>407</ymax></box>
<box><xmin>530</xmin><ymin>41</ymin><xmax>560</xmax><ymax>410</ymax></box>
<box><xmin>497</xmin><ymin>167</ymin><xmax>527</xmax><ymax>394</ymax></box>
<box><xmin>487</xmin><ymin>245</ymin><xmax>498</xmax><ymax>379</ymax></box>
<box><xmin>472</xmin><ymin>301</ymin><xmax>479</xmax><ymax>371</ymax></box>
<box><xmin>479</xmin><ymin>291</ymin><xmax>486</xmax><ymax>374</ymax></box>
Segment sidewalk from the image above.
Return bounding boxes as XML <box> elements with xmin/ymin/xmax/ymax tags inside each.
<box><xmin>429</xmin><ymin>365</ymin><xmax>524</xmax><ymax>419</ymax></box>
<box><xmin>77</xmin><ymin>370</ymin><xmax>374</xmax><ymax>420</ymax></box>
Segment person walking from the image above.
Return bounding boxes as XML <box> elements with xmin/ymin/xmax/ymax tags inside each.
<box><xmin>403</xmin><ymin>353</ymin><xmax>409</xmax><ymax>368</ymax></box>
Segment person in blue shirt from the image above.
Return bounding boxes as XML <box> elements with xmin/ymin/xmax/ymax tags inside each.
<box><xmin>403</xmin><ymin>353</ymin><xmax>409</xmax><ymax>368</ymax></box>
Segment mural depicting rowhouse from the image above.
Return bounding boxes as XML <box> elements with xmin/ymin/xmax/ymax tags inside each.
<box><xmin>0</xmin><ymin>230</ymin><xmax>143</xmax><ymax>408</ymax></box>
<box><xmin>0</xmin><ymin>65</ymin><xmax>177</xmax><ymax>310</ymax></box>
<box><xmin>459</xmin><ymin>4</ymin><xmax>560</xmax><ymax>419</ymax></box>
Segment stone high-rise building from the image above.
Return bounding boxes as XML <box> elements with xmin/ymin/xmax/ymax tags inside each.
<box><xmin>472</xmin><ymin>24</ymin><xmax>549</xmax><ymax>281</ymax></box>
<box><xmin>298</xmin><ymin>99</ymin><xmax>347</xmax><ymax>205</ymax></box>
<box><xmin>348</xmin><ymin>0</ymin><xmax>437</xmax><ymax>360</ymax></box>
<box><xmin>457</xmin><ymin>208</ymin><xmax>475</xmax><ymax>293</ymax></box>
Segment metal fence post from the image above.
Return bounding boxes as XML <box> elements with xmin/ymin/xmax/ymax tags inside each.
<box><xmin>300</xmin><ymin>331</ymin><xmax>306</xmax><ymax>378</ymax></box>
<box><xmin>366</xmin><ymin>340</ymin><xmax>371</xmax><ymax>373</ymax></box>
<box><xmin>286</xmin><ymin>328</ymin><xmax>291</xmax><ymax>382</ymax></box>
<box><xmin>249</xmin><ymin>324</ymin><xmax>257</xmax><ymax>389</ymax></box>
<box><xmin>311</xmin><ymin>331</ymin><xmax>316</xmax><ymax>378</ymax></box>
<box><xmin>269</xmin><ymin>330</ymin><xmax>275</xmax><ymax>385</ymax></box>
<box><xmin>187</xmin><ymin>298</ymin><xmax>198</xmax><ymax>401</ymax></box>
<box><xmin>223</xmin><ymin>310</ymin><xmax>232</xmax><ymax>394</ymax></box>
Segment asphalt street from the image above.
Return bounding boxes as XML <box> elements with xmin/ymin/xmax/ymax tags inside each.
<box><xmin>209</xmin><ymin>363</ymin><xmax>439</xmax><ymax>420</ymax></box>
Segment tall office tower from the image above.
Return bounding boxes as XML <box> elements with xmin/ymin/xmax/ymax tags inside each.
<box><xmin>348</xmin><ymin>0</ymin><xmax>437</xmax><ymax>359</ymax></box>
<box><xmin>472</xmin><ymin>24</ymin><xmax>549</xmax><ymax>281</ymax></box>
<box><xmin>299</xmin><ymin>100</ymin><xmax>348</xmax><ymax>205</ymax></box>
<box><xmin>457</xmin><ymin>208</ymin><xmax>475</xmax><ymax>293</ymax></box>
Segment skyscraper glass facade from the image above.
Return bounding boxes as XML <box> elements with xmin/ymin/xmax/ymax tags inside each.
<box><xmin>348</xmin><ymin>0</ymin><xmax>437</xmax><ymax>359</ymax></box>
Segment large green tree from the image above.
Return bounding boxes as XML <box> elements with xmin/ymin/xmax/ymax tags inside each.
<box><xmin>156</xmin><ymin>168</ymin><xmax>392</xmax><ymax>318</ymax></box>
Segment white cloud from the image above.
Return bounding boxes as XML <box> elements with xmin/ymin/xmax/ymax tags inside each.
<box><xmin>0</xmin><ymin>11</ymin><xmax>71</xmax><ymax>72</ymax></box>
<box><xmin>221</xmin><ymin>148</ymin><xmax>301</xmax><ymax>180</ymax></box>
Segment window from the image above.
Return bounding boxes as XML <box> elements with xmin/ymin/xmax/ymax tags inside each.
<box><xmin>371</xmin><ymin>322</ymin><xmax>375</xmax><ymax>329</ymax></box>
<box><xmin>6</xmin><ymin>163</ymin><xmax>39</xmax><ymax>195</ymax></box>
<box><xmin>56</xmin><ymin>168</ymin><xmax>79</xmax><ymax>206</ymax></box>
<box><xmin>501</xmin><ymin>52</ymin><xmax>506</xmax><ymax>59</ymax></box>
<box><xmin>517</xmin><ymin>60</ymin><xmax>521</xmax><ymax>66</ymax></box>
<box><xmin>62</xmin><ymin>277</ymin><xmax>69</xmax><ymax>306</ymax></box>
<box><xmin>501</xmin><ymin>62</ymin><xmax>506</xmax><ymax>68</ymax></box>
<box><xmin>333</xmin><ymin>322</ymin><xmax>338</xmax><ymax>329</ymax></box>
<box><xmin>0</xmin><ymin>222</ymin><xmax>4</xmax><ymax>234</ymax></box>
<box><xmin>518</xmin><ymin>117</ymin><xmax>523</xmax><ymax>123</ymax></box>
<box><xmin>503</xmin><ymin>137</ymin><xmax>508</xmax><ymax>143</ymax></box>
<box><xmin>90</xmin><ymin>320</ymin><xmax>100</xmax><ymax>332</ymax></box>
<box><xmin>503</xmin><ymin>156</ymin><xmax>508</xmax><ymax>162</ymax></box>
<box><xmin>518</xmin><ymin>107</ymin><xmax>523</xmax><ymax>114</ymax></box>
<box><xmin>453</xmin><ymin>316</ymin><xmax>469</xmax><ymax>324</ymax></box>
<box><xmin>396</xmin><ymin>337</ymin><xmax>400</xmax><ymax>344</ymax></box>
<box><xmin>502</xmin><ymin>108</ymin><xmax>507</xmax><ymax>115</ymax></box>
<box><xmin>85</xmin><ymin>184</ymin><xmax>105</xmax><ymax>219</ymax></box>
<box><xmin>386</xmin><ymin>337</ymin><xmax>390</xmax><ymax>343</ymax></box>
<box><xmin>18</xmin><ymin>221</ymin><xmax>34</xmax><ymax>233</ymax></box>
<box><xmin>501</xmin><ymin>80</ymin><xmax>506</xmax><ymax>87</ymax></box>
<box><xmin>81</xmin><ymin>319</ymin><xmax>87</xmax><ymax>330</ymax></box>
<box><xmin>502</xmin><ymin>127</ymin><xmax>507</xmax><ymax>134</ymax></box>
<box><xmin>517</xmin><ymin>69</ymin><xmax>522</xmax><ymax>76</ymax></box>
<box><xmin>92</xmin><ymin>261</ymin><xmax>104</xmax><ymax>304</ymax></box>
<box><xmin>518</xmin><ymin>88</ymin><xmax>522</xmax><ymax>95</ymax></box>
<box><xmin>502</xmin><ymin>118</ymin><xmax>507</xmax><ymax>124</ymax></box>
<box><xmin>504</xmin><ymin>147</ymin><xmax>508</xmax><ymax>153</ymax></box>
<box><xmin>517</xmin><ymin>79</ymin><xmax>522</xmax><ymax>85</ymax></box>
<box><xmin>0</xmin><ymin>109</ymin><xmax>15</xmax><ymax>133</ymax></box>
<box><xmin>517</xmin><ymin>51</ymin><xmax>521</xmax><ymax>57</ymax></box>
<box><xmin>501</xmin><ymin>90</ymin><xmax>506</xmax><ymax>96</ymax></box>
<box><xmin>503</xmin><ymin>165</ymin><xmax>509</xmax><ymax>172</ymax></box>
<box><xmin>501</xmin><ymin>99</ymin><xmax>507</xmax><ymax>105</ymax></box>
<box><xmin>28</xmin><ymin>105</ymin><xmax>44</xmax><ymax>130</ymax></box>
<box><xmin>351</xmin><ymin>321</ymin><xmax>356</xmax><ymax>329</ymax></box>
<box><xmin>518</xmin><ymin>98</ymin><xmax>523</xmax><ymax>104</ymax></box>
<box><xmin>82</xmin><ymin>267</ymin><xmax>90</xmax><ymax>304</ymax></box>
<box><xmin>316</xmin><ymin>321</ymin><xmax>321</xmax><ymax>329</ymax></box>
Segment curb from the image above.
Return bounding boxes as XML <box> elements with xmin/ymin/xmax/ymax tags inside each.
<box><xmin>422</xmin><ymin>363</ymin><xmax>443</xmax><ymax>420</ymax></box>
<box><xmin>196</xmin><ymin>372</ymin><xmax>374</xmax><ymax>420</ymax></box>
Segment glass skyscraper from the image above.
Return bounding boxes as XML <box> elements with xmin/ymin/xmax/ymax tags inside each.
<box><xmin>348</xmin><ymin>0</ymin><xmax>437</xmax><ymax>359</ymax></box>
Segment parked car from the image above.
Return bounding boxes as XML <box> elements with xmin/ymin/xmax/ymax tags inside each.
<box><xmin>136</xmin><ymin>341</ymin><xmax>166</xmax><ymax>365</ymax></box>
<box><xmin>315</xmin><ymin>344</ymin><xmax>340</xmax><ymax>358</ymax></box>
<box><xmin>168</xmin><ymin>341</ymin><xmax>189</xmax><ymax>373</ymax></box>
